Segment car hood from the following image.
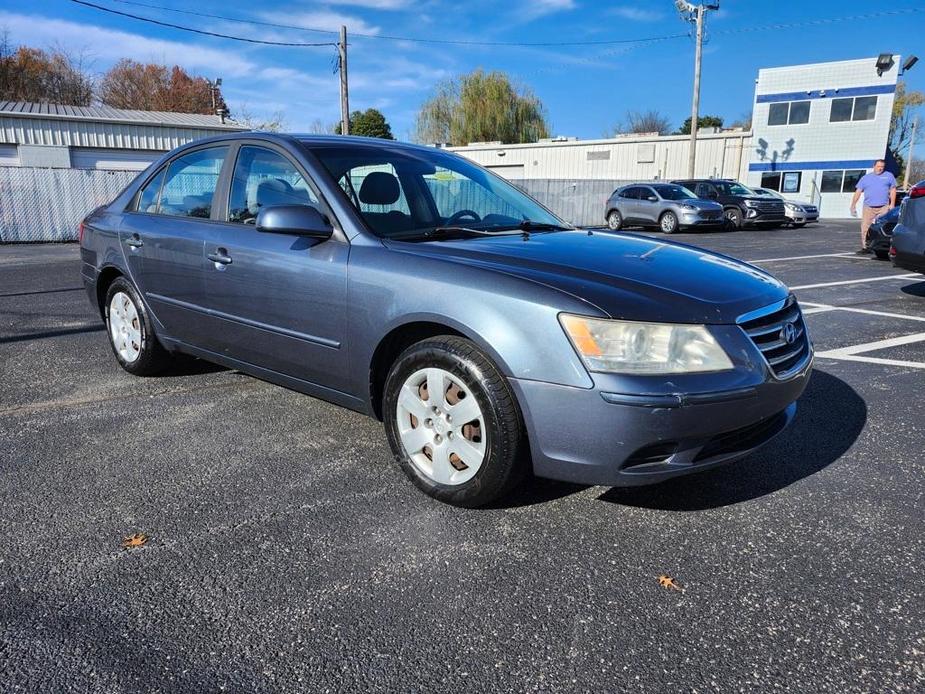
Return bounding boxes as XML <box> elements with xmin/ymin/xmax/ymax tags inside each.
<box><xmin>385</xmin><ymin>230</ymin><xmax>787</xmax><ymax>324</ymax></box>
<box><xmin>674</xmin><ymin>198</ymin><xmax>723</xmax><ymax>210</ymax></box>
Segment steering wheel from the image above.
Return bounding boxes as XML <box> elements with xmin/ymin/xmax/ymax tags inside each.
<box><xmin>445</xmin><ymin>209</ymin><xmax>482</xmax><ymax>226</ymax></box>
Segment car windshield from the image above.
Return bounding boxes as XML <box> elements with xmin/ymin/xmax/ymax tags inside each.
<box><xmin>715</xmin><ymin>181</ymin><xmax>756</xmax><ymax>196</ymax></box>
<box><xmin>755</xmin><ymin>188</ymin><xmax>783</xmax><ymax>199</ymax></box>
<box><xmin>305</xmin><ymin>142</ymin><xmax>570</xmax><ymax>239</ymax></box>
<box><xmin>652</xmin><ymin>184</ymin><xmax>697</xmax><ymax>201</ymax></box>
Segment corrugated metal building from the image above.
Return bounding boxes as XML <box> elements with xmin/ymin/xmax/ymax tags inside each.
<box><xmin>448</xmin><ymin>130</ymin><xmax>753</xmax><ymax>182</ymax></box>
<box><xmin>0</xmin><ymin>101</ymin><xmax>246</xmax><ymax>171</ymax></box>
<box><xmin>0</xmin><ymin>102</ymin><xmax>247</xmax><ymax>242</ymax></box>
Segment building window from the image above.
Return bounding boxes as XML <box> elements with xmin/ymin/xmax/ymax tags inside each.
<box><xmin>830</xmin><ymin>96</ymin><xmax>877</xmax><ymax>122</ymax></box>
<box><xmin>767</xmin><ymin>100</ymin><xmax>810</xmax><ymax>126</ymax></box>
<box><xmin>842</xmin><ymin>169</ymin><xmax>865</xmax><ymax>193</ymax></box>
<box><xmin>761</xmin><ymin>171</ymin><xmax>802</xmax><ymax>193</ymax></box>
<box><xmin>821</xmin><ymin>170</ymin><xmax>844</xmax><ymax>193</ymax></box>
<box><xmin>819</xmin><ymin>169</ymin><xmax>868</xmax><ymax>193</ymax></box>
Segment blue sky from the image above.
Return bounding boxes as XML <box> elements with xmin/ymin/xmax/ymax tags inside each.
<box><xmin>2</xmin><ymin>0</ymin><xmax>923</xmax><ymax>140</ymax></box>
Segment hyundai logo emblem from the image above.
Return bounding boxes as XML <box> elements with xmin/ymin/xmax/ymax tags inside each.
<box><xmin>781</xmin><ymin>322</ymin><xmax>798</xmax><ymax>345</ymax></box>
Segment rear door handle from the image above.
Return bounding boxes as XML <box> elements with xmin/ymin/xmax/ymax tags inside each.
<box><xmin>124</xmin><ymin>234</ymin><xmax>143</xmax><ymax>248</ymax></box>
<box><xmin>207</xmin><ymin>248</ymin><xmax>232</xmax><ymax>265</ymax></box>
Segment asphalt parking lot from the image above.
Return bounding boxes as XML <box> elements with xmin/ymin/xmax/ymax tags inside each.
<box><xmin>1</xmin><ymin>220</ymin><xmax>923</xmax><ymax>693</ymax></box>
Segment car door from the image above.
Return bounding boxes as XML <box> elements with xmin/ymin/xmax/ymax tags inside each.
<box><xmin>619</xmin><ymin>186</ymin><xmax>642</xmax><ymax>222</ymax></box>
<box><xmin>119</xmin><ymin>145</ymin><xmax>229</xmax><ymax>345</ymax></box>
<box><xmin>195</xmin><ymin>143</ymin><xmax>351</xmax><ymax>392</ymax></box>
<box><xmin>636</xmin><ymin>186</ymin><xmax>659</xmax><ymax>225</ymax></box>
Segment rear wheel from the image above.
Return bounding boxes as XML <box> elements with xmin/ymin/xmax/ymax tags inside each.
<box><xmin>104</xmin><ymin>277</ymin><xmax>172</xmax><ymax>376</ymax></box>
<box><xmin>724</xmin><ymin>208</ymin><xmax>742</xmax><ymax>230</ymax></box>
<box><xmin>383</xmin><ymin>336</ymin><xmax>525</xmax><ymax>507</ymax></box>
<box><xmin>659</xmin><ymin>211</ymin><xmax>679</xmax><ymax>234</ymax></box>
<box><xmin>606</xmin><ymin>210</ymin><xmax>623</xmax><ymax>231</ymax></box>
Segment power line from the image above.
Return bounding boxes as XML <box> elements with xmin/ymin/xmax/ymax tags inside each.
<box><xmin>101</xmin><ymin>0</ymin><xmax>925</xmax><ymax>49</ymax></box>
<box><xmin>68</xmin><ymin>0</ymin><xmax>336</xmax><ymax>47</ymax></box>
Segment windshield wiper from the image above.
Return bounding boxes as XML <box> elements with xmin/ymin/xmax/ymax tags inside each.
<box><xmin>488</xmin><ymin>220</ymin><xmax>572</xmax><ymax>232</ymax></box>
<box><xmin>393</xmin><ymin>226</ymin><xmax>498</xmax><ymax>242</ymax></box>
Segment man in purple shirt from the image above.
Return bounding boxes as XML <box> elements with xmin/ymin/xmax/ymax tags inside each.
<box><xmin>850</xmin><ymin>159</ymin><xmax>897</xmax><ymax>254</ymax></box>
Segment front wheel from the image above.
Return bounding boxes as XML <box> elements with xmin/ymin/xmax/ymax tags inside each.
<box><xmin>659</xmin><ymin>211</ymin><xmax>679</xmax><ymax>234</ymax></box>
<box><xmin>383</xmin><ymin>336</ymin><xmax>525</xmax><ymax>507</ymax></box>
<box><xmin>606</xmin><ymin>210</ymin><xmax>623</xmax><ymax>231</ymax></box>
<box><xmin>724</xmin><ymin>208</ymin><xmax>742</xmax><ymax>230</ymax></box>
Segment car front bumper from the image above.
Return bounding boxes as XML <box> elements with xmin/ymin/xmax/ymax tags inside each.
<box><xmin>786</xmin><ymin>209</ymin><xmax>819</xmax><ymax>224</ymax></box>
<box><xmin>509</xmin><ymin>352</ymin><xmax>812</xmax><ymax>487</ymax></box>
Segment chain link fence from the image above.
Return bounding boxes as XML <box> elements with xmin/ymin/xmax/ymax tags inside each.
<box><xmin>0</xmin><ymin>168</ymin><xmax>135</xmax><ymax>243</ymax></box>
<box><xmin>0</xmin><ymin>167</ymin><xmax>628</xmax><ymax>243</ymax></box>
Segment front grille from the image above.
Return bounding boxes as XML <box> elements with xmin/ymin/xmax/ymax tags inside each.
<box><xmin>701</xmin><ymin>210</ymin><xmax>723</xmax><ymax>220</ymax></box>
<box><xmin>738</xmin><ymin>296</ymin><xmax>810</xmax><ymax>379</ymax></box>
<box><xmin>623</xmin><ymin>442</ymin><xmax>678</xmax><ymax>469</ymax></box>
<box><xmin>803</xmin><ymin>205</ymin><xmax>818</xmax><ymax>213</ymax></box>
<box><xmin>750</xmin><ymin>200</ymin><xmax>785</xmax><ymax>214</ymax></box>
<box><xmin>693</xmin><ymin>410</ymin><xmax>789</xmax><ymax>462</ymax></box>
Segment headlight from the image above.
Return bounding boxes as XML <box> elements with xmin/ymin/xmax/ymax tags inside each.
<box><xmin>680</xmin><ymin>204</ymin><xmax>697</xmax><ymax>211</ymax></box>
<box><xmin>744</xmin><ymin>200</ymin><xmax>758</xmax><ymax>207</ymax></box>
<box><xmin>785</xmin><ymin>202</ymin><xmax>800</xmax><ymax>211</ymax></box>
<box><xmin>559</xmin><ymin>314</ymin><xmax>734</xmax><ymax>374</ymax></box>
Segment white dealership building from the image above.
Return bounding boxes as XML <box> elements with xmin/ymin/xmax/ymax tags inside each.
<box><xmin>451</xmin><ymin>55</ymin><xmax>903</xmax><ymax>219</ymax></box>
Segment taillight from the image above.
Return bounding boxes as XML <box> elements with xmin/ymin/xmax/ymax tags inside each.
<box><xmin>910</xmin><ymin>182</ymin><xmax>925</xmax><ymax>198</ymax></box>
<box><xmin>78</xmin><ymin>221</ymin><xmax>85</xmax><ymax>244</ymax></box>
<box><xmin>889</xmin><ymin>246</ymin><xmax>897</xmax><ymax>256</ymax></box>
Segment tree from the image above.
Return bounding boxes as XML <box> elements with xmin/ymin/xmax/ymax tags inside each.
<box><xmin>676</xmin><ymin>115</ymin><xmax>724</xmax><ymax>135</ymax></box>
<box><xmin>99</xmin><ymin>59</ymin><xmax>223</xmax><ymax>114</ymax></box>
<box><xmin>414</xmin><ymin>69</ymin><xmax>550</xmax><ymax>146</ymax></box>
<box><xmin>907</xmin><ymin>156</ymin><xmax>925</xmax><ymax>185</ymax></box>
<box><xmin>334</xmin><ymin>108</ymin><xmax>394</xmax><ymax>139</ymax></box>
<box><xmin>0</xmin><ymin>38</ymin><xmax>93</xmax><ymax>105</ymax></box>
<box><xmin>889</xmin><ymin>81</ymin><xmax>924</xmax><ymax>179</ymax></box>
<box><xmin>729</xmin><ymin>110</ymin><xmax>753</xmax><ymax>131</ymax></box>
<box><xmin>233</xmin><ymin>104</ymin><xmax>286</xmax><ymax>132</ymax></box>
<box><xmin>606</xmin><ymin>110</ymin><xmax>671</xmax><ymax>137</ymax></box>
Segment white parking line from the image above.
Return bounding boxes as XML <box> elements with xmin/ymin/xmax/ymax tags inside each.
<box><xmin>815</xmin><ymin>354</ymin><xmax>925</xmax><ymax>369</ymax></box>
<box><xmin>746</xmin><ymin>252</ymin><xmax>855</xmax><ymax>263</ymax></box>
<box><xmin>790</xmin><ymin>274</ymin><xmax>919</xmax><ymax>290</ymax></box>
<box><xmin>801</xmin><ymin>302</ymin><xmax>925</xmax><ymax>323</ymax></box>
<box><xmin>815</xmin><ymin>331</ymin><xmax>925</xmax><ymax>370</ymax></box>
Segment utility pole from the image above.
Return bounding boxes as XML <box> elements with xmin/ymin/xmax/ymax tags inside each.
<box><xmin>904</xmin><ymin>115</ymin><xmax>918</xmax><ymax>189</ymax></box>
<box><xmin>339</xmin><ymin>26</ymin><xmax>350</xmax><ymax>136</ymax></box>
<box><xmin>688</xmin><ymin>5</ymin><xmax>704</xmax><ymax>178</ymax></box>
<box><xmin>677</xmin><ymin>2</ymin><xmax>719</xmax><ymax>178</ymax></box>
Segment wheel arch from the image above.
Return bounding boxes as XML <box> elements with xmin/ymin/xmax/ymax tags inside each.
<box><xmin>95</xmin><ymin>265</ymin><xmax>124</xmax><ymax>318</ymax></box>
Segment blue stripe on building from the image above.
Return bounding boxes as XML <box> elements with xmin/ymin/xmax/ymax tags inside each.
<box><xmin>749</xmin><ymin>160</ymin><xmax>877</xmax><ymax>172</ymax></box>
<box><xmin>755</xmin><ymin>84</ymin><xmax>895</xmax><ymax>104</ymax></box>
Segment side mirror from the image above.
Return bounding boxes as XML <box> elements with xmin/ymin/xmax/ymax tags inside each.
<box><xmin>256</xmin><ymin>205</ymin><xmax>333</xmax><ymax>239</ymax></box>
<box><xmin>647</xmin><ymin>195</ymin><xmax>658</xmax><ymax>202</ymax></box>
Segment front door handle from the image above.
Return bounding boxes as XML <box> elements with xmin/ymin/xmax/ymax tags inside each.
<box><xmin>207</xmin><ymin>248</ymin><xmax>233</xmax><ymax>265</ymax></box>
<box><xmin>124</xmin><ymin>234</ymin><xmax>143</xmax><ymax>248</ymax></box>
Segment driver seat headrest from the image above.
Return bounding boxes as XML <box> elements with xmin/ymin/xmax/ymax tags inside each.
<box><xmin>358</xmin><ymin>171</ymin><xmax>400</xmax><ymax>206</ymax></box>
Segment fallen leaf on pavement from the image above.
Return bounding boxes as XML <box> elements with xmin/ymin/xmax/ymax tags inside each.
<box><xmin>122</xmin><ymin>533</ymin><xmax>148</xmax><ymax>549</ymax></box>
<box><xmin>657</xmin><ymin>574</ymin><xmax>683</xmax><ymax>592</ymax></box>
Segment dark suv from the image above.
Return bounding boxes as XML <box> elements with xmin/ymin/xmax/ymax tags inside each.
<box><xmin>673</xmin><ymin>179</ymin><xmax>787</xmax><ymax>230</ymax></box>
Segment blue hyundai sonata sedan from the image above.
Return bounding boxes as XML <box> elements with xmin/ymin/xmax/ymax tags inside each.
<box><xmin>79</xmin><ymin>133</ymin><xmax>812</xmax><ymax>506</ymax></box>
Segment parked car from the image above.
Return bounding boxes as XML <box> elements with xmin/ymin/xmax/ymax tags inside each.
<box><xmin>80</xmin><ymin>133</ymin><xmax>812</xmax><ymax>507</ymax></box>
<box><xmin>865</xmin><ymin>191</ymin><xmax>907</xmax><ymax>260</ymax></box>
<box><xmin>890</xmin><ymin>182</ymin><xmax>925</xmax><ymax>273</ymax></box>
<box><xmin>750</xmin><ymin>187</ymin><xmax>819</xmax><ymax>228</ymax></box>
<box><xmin>672</xmin><ymin>179</ymin><xmax>788</xmax><ymax>230</ymax></box>
<box><xmin>604</xmin><ymin>183</ymin><xmax>724</xmax><ymax>233</ymax></box>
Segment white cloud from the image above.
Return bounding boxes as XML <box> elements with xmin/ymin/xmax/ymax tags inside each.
<box><xmin>0</xmin><ymin>11</ymin><xmax>256</xmax><ymax>77</ymax></box>
<box><xmin>321</xmin><ymin>0</ymin><xmax>411</xmax><ymax>8</ymax></box>
<box><xmin>610</xmin><ymin>6</ymin><xmax>663</xmax><ymax>22</ymax></box>
<box><xmin>260</xmin><ymin>10</ymin><xmax>381</xmax><ymax>35</ymax></box>
<box><xmin>523</xmin><ymin>0</ymin><xmax>577</xmax><ymax>19</ymax></box>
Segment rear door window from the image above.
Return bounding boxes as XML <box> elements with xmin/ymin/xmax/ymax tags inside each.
<box><xmin>135</xmin><ymin>168</ymin><xmax>166</xmax><ymax>213</ymax></box>
<box><xmin>156</xmin><ymin>146</ymin><xmax>228</xmax><ymax>218</ymax></box>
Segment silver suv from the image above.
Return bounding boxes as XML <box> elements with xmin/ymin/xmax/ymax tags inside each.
<box><xmin>605</xmin><ymin>183</ymin><xmax>724</xmax><ymax>234</ymax></box>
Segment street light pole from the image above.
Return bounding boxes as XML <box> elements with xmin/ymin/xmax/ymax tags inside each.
<box><xmin>687</xmin><ymin>4</ymin><xmax>704</xmax><ymax>178</ymax></box>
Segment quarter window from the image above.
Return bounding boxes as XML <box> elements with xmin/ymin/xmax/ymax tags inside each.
<box><xmin>135</xmin><ymin>168</ymin><xmax>165</xmax><ymax>213</ymax></box>
<box><xmin>157</xmin><ymin>147</ymin><xmax>228</xmax><ymax>218</ymax></box>
<box><xmin>227</xmin><ymin>146</ymin><xmax>320</xmax><ymax>224</ymax></box>
<box><xmin>830</xmin><ymin>96</ymin><xmax>877</xmax><ymax>122</ymax></box>
<box><xmin>767</xmin><ymin>100</ymin><xmax>810</xmax><ymax>126</ymax></box>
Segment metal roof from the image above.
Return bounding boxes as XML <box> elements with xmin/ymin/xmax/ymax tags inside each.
<box><xmin>0</xmin><ymin>101</ymin><xmax>246</xmax><ymax>130</ymax></box>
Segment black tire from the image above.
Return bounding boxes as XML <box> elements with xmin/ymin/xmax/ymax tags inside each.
<box><xmin>104</xmin><ymin>276</ymin><xmax>172</xmax><ymax>376</ymax></box>
<box><xmin>724</xmin><ymin>207</ymin><xmax>742</xmax><ymax>230</ymax></box>
<box><xmin>875</xmin><ymin>250</ymin><xmax>889</xmax><ymax>260</ymax></box>
<box><xmin>383</xmin><ymin>336</ymin><xmax>526</xmax><ymax>507</ymax></box>
<box><xmin>606</xmin><ymin>210</ymin><xmax>623</xmax><ymax>231</ymax></box>
<box><xmin>659</xmin><ymin>211</ymin><xmax>679</xmax><ymax>234</ymax></box>
<box><xmin>792</xmin><ymin>222</ymin><xmax>806</xmax><ymax>228</ymax></box>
